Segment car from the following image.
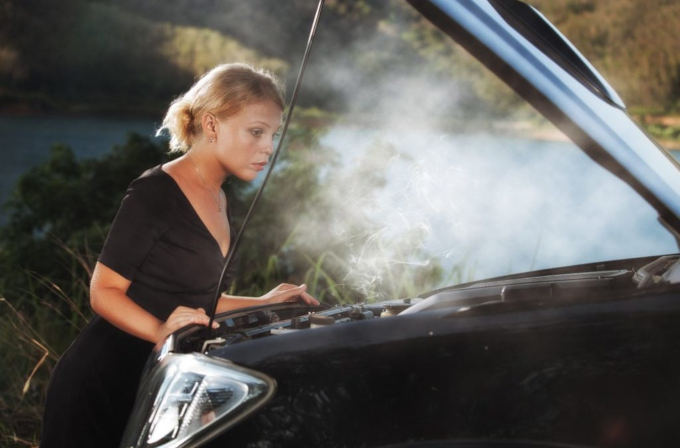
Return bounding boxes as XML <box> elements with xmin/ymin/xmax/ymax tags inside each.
<box><xmin>120</xmin><ymin>0</ymin><xmax>680</xmax><ymax>447</ymax></box>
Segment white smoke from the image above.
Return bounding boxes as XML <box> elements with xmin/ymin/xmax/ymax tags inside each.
<box><xmin>300</xmin><ymin>127</ymin><xmax>676</xmax><ymax>297</ymax></box>
<box><xmin>277</xmin><ymin>4</ymin><xmax>678</xmax><ymax>300</ymax></box>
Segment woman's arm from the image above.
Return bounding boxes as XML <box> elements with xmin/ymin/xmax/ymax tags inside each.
<box><xmin>90</xmin><ymin>262</ymin><xmax>216</xmax><ymax>344</ymax></box>
<box><xmin>217</xmin><ymin>283</ymin><xmax>319</xmax><ymax>314</ymax></box>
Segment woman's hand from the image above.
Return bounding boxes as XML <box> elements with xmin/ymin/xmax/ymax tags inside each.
<box><xmin>260</xmin><ymin>283</ymin><xmax>320</xmax><ymax>306</ymax></box>
<box><xmin>156</xmin><ymin>306</ymin><xmax>219</xmax><ymax>343</ymax></box>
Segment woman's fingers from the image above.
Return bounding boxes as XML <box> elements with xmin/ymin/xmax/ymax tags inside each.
<box><xmin>166</xmin><ymin>306</ymin><xmax>217</xmax><ymax>330</ymax></box>
<box><xmin>301</xmin><ymin>290</ymin><xmax>320</xmax><ymax>306</ymax></box>
<box><xmin>271</xmin><ymin>283</ymin><xmax>298</xmax><ymax>293</ymax></box>
<box><xmin>276</xmin><ymin>284</ymin><xmax>306</xmax><ymax>300</ymax></box>
<box><xmin>158</xmin><ymin>306</ymin><xmax>218</xmax><ymax>343</ymax></box>
<box><xmin>271</xmin><ymin>283</ymin><xmax>320</xmax><ymax>306</ymax></box>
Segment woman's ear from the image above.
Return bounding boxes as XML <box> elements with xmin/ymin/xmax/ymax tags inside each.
<box><xmin>201</xmin><ymin>112</ymin><xmax>218</xmax><ymax>142</ymax></box>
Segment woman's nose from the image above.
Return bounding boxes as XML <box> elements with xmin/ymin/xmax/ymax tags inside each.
<box><xmin>263</xmin><ymin>138</ymin><xmax>274</xmax><ymax>155</ymax></box>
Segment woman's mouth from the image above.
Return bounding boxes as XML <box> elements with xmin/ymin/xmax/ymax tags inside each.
<box><xmin>252</xmin><ymin>162</ymin><xmax>267</xmax><ymax>171</ymax></box>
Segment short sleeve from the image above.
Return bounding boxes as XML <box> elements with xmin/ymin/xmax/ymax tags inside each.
<box><xmin>98</xmin><ymin>175</ymin><xmax>172</xmax><ymax>281</ymax></box>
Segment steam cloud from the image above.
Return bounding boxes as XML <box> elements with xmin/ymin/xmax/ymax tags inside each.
<box><xmin>276</xmin><ymin>12</ymin><xmax>677</xmax><ymax>301</ymax></box>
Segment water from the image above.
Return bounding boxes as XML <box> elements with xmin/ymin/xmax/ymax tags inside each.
<box><xmin>2</xmin><ymin>114</ymin><xmax>679</xmax><ymax>291</ymax></box>
<box><xmin>0</xmin><ymin>114</ymin><xmax>160</xmax><ymax>213</ymax></box>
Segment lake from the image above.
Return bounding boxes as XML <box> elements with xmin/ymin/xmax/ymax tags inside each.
<box><xmin>3</xmin><ymin>115</ymin><xmax>678</xmax><ymax>206</ymax></box>
<box><xmin>2</xmin><ymin>114</ymin><xmax>679</xmax><ymax>291</ymax></box>
<box><xmin>0</xmin><ymin>114</ymin><xmax>161</xmax><ymax>215</ymax></box>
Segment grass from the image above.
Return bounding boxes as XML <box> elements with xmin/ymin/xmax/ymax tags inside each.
<box><xmin>0</xmin><ymin>237</ymin><xmax>95</xmax><ymax>447</ymax></box>
<box><xmin>1</xmin><ymin>297</ymin><xmax>56</xmax><ymax>448</ymax></box>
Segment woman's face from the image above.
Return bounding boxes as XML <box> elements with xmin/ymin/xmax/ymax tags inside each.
<box><xmin>213</xmin><ymin>100</ymin><xmax>283</xmax><ymax>181</ymax></box>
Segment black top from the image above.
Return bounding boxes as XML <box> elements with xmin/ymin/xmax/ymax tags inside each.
<box><xmin>98</xmin><ymin>164</ymin><xmax>232</xmax><ymax>320</ymax></box>
<box><xmin>41</xmin><ymin>165</ymin><xmax>236</xmax><ymax>448</ymax></box>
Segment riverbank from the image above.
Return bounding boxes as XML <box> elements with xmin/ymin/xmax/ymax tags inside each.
<box><xmin>634</xmin><ymin>114</ymin><xmax>680</xmax><ymax>150</ymax></box>
<box><xmin>498</xmin><ymin>115</ymin><xmax>680</xmax><ymax>151</ymax></box>
<box><xmin>0</xmin><ymin>114</ymin><xmax>162</xmax><ymax>223</ymax></box>
<box><xmin>0</xmin><ymin>88</ymin><xmax>166</xmax><ymax>119</ymax></box>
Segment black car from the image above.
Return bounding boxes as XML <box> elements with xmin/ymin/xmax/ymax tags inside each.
<box><xmin>120</xmin><ymin>1</ymin><xmax>680</xmax><ymax>447</ymax></box>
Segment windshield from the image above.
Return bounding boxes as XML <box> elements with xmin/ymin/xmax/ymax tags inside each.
<box><xmin>246</xmin><ymin>1</ymin><xmax>679</xmax><ymax>303</ymax></box>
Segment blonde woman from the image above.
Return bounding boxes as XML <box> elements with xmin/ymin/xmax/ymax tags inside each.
<box><xmin>41</xmin><ymin>63</ymin><xmax>318</xmax><ymax>447</ymax></box>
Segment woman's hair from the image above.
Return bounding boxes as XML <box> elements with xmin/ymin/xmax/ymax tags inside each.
<box><xmin>157</xmin><ymin>63</ymin><xmax>285</xmax><ymax>152</ymax></box>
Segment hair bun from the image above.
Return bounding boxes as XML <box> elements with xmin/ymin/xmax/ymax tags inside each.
<box><xmin>157</xmin><ymin>63</ymin><xmax>284</xmax><ymax>153</ymax></box>
<box><xmin>180</xmin><ymin>105</ymin><xmax>194</xmax><ymax>134</ymax></box>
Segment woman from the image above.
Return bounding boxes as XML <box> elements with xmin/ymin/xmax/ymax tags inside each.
<box><xmin>40</xmin><ymin>63</ymin><xmax>318</xmax><ymax>447</ymax></box>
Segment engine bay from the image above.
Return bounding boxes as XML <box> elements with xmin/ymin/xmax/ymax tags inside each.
<box><xmin>167</xmin><ymin>255</ymin><xmax>680</xmax><ymax>356</ymax></box>
<box><xmin>172</xmin><ymin>299</ymin><xmax>416</xmax><ymax>354</ymax></box>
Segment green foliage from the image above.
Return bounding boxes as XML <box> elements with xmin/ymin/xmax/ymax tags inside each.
<box><xmin>0</xmin><ymin>133</ymin><xmax>171</xmax><ymax>445</ymax></box>
<box><xmin>0</xmin><ymin>0</ymin><xmax>287</xmax><ymax>113</ymax></box>
<box><xmin>2</xmin><ymin>0</ymin><xmax>678</xmax><ymax>114</ymax></box>
<box><xmin>646</xmin><ymin>123</ymin><xmax>680</xmax><ymax>141</ymax></box>
<box><xmin>528</xmin><ymin>0</ymin><xmax>680</xmax><ymax>111</ymax></box>
<box><xmin>0</xmin><ymin>134</ymin><xmax>169</xmax><ymax>317</ymax></box>
<box><xmin>635</xmin><ymin>116</ymin><xmax>680</xmax><ymax>149</ymax></box>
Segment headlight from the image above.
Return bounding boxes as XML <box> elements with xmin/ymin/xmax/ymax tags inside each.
<box><xmin>120</xmin><ymin>353</ymin><xmax>276</xmax><ymax>448</ymax></box>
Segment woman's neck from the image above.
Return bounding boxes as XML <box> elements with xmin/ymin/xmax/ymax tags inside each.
<box><xmin>186</xmin><ymin>144</ymin><xmax>228</xmax><ymax>189</ymax></box>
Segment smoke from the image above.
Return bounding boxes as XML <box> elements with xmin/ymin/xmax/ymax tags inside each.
<box><xmin>173</xmin><ymin>1</ymin><xmax>675</xmax><ymax>301</ymax></box>
<box><xmin>270</xmin><ymin>9</ymin><xmax>678</xmax><ymax>301</ymax></box>
<box><xmin>291</xmin><ymin>127</ymin><xmax>676</xmax><ymax>300</ymax></box>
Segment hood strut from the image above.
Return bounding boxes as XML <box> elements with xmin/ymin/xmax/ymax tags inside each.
<box><xmin>206</xmin><ymin>0</ymin><xmax>326</xmax><ymax>334</ymax></box>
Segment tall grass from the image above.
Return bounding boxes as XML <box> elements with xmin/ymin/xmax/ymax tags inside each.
<box><xmin>0</xmin><ymin>227</ymin><xmax>471</xmax><ymax>446</ymax></box>
<box><xmin>0</xmin><ymin>237</ymin><xmax>95</xmax><ymax>447</ymax></box>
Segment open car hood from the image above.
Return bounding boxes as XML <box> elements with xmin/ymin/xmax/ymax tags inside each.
<box><xmin>407</xmin><ymin>0</ymin><xmax>680</xmax><ymax>234</ymax></box>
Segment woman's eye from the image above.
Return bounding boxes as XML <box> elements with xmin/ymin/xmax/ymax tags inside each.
<box><xmin>250</xmin><ymin>129</ymin><xmax>263</xmax><ymax>137</ymax></box>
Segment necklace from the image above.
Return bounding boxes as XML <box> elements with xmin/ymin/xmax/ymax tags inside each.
<box><xmin>187</xmin><ymin>153</ymin><xmax>222</xmax><ymax>212</ymax></box>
